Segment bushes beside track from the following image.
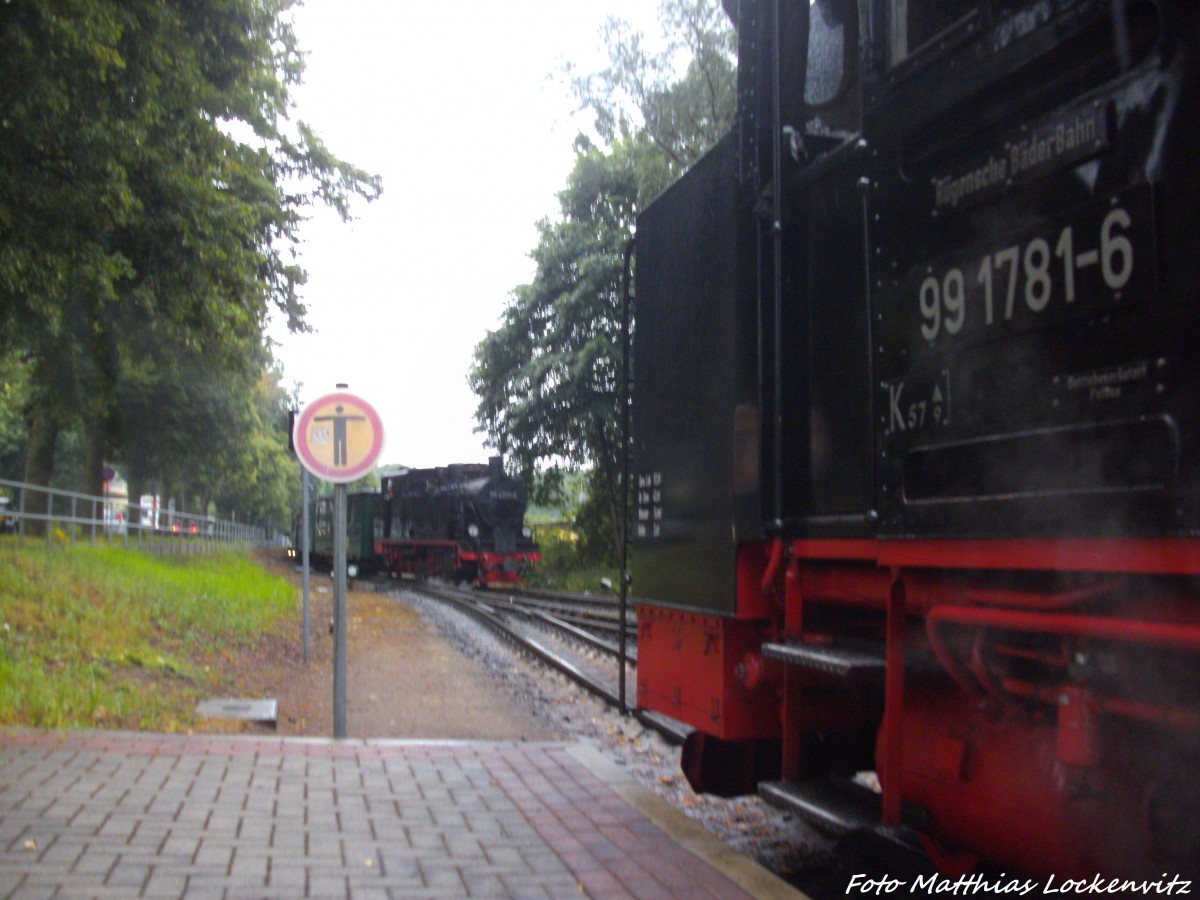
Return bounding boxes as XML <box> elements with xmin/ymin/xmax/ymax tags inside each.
<box><xmin>528</xmin><ymin>524</ymin><xmax>618</xmax><ymax>594</ymax></box>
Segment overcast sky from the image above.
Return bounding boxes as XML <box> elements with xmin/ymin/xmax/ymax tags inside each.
<box><xmin>272</xmin><ymin>1</ymin><xmax>662</xmax><ymax>469</ymax></box>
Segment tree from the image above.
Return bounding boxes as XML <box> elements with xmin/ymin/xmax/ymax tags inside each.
<box><xmin>206</xmin><ymin>367</ymin><xmax>300</xmax><ymax>529</ymax></box>
<box><xmin>569</xmin><ymin>0</ymin><xmax>737</xmax><ymax>184</ymax></box>
<box><xmin>0</xmin><ymin>0</ymin><xmax>380</xmax><ymax>507</ymax></box>
<box><xmin>112</xmin><ymin>327</ymin><xmax>303</xmax><ymax>529</ymax></box>
<box><xmin>471</xmin><ymin>137</ymin><xmax>641</xmax><ymax>555</ymax></box>
<box><xmin>470</xmin><ymin>0</ymin><xmax>735</xmax><ymax>562</ymax></box>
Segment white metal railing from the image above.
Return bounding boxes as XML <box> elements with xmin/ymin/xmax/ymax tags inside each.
<box><xmin>0</xmin><ymin>477</ymin><xmax>271</xmax><ymax>553</ymax></box>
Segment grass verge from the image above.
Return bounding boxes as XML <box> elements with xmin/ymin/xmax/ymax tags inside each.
<box><xmin>0</xmin><ymin>540</ymin><xmax>294</xmax><ymax>732</ymax></box>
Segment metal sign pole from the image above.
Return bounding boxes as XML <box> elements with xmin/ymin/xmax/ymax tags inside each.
<box><xmin>294</xmin><ymin>387</ymin><xmax>383</xmax><ymax>742</ymax></box>
<box><xmin>301</xmin><ymin>467</ymin><xmax>312</xmax><ymax>664</ymax></box>
<box><xmin>333</xmin><ymin>482</ymin><xmax>348</xmax><ymax>738</ymax></box>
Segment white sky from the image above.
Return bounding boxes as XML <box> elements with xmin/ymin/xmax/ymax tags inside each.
<box><xmin>272</xmin><ymin>1</ymin><xmax>663</xmax><ymax>469</ymax></box>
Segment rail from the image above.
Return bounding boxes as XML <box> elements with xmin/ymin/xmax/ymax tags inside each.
<box><xmin>412</xmin><ymin>581</ymin><xmax>689</xmax><ymax>745</ymax></box>
<box><xmin>485</xmin><ymin>585</ymin><xmax>636</xmax><ymax>639</ymax></box>
<box><xmin>0</xmin><ymin>478</ymin><xmax>274</xmax><ymax>553</ymax></box>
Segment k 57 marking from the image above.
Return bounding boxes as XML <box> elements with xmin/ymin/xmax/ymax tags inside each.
<box><xmin>884</xmin><ymin>370</ymin><xmax>952</xmax><ymax>437</ymax></box>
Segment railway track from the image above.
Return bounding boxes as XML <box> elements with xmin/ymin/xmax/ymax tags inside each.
<box><xmin>480</xmin><ymin>584</ymin><xmax>636</xmax><ymax>641</ymax></box>
<box><xmin>406</xmin><ymin>581</ymin><xmax>688</xmax><ymax>745</ymax></box>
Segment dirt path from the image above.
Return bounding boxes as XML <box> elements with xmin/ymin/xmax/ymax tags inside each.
<box><xmin>215</xmin><ymin>554</ymin><xmax>560</xmax><ymax>742</ymax></box>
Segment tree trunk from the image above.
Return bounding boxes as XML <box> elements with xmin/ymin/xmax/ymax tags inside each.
<box><xmin>23</xmin><ymin>413</ymin><xmax>59</xmax><ymax>536</ymax></box>
<box><xmin>126</xmin><ymin>472</ymin><xmax>145</xmax><ymax>530</ymax></box>
<box><xmin>82</xmin><ymin>310</ymin><xmax>118</xmax><ymax>512</ymax></box>
<box><xmin>160</xmin><ymin>477</ymin><xmax>175</xmax><ymax>530</ymax></box>
<box><xmin>82</xmin><ymin>423</ymin><xmax>106</xmax><ymax>527</ymax></box>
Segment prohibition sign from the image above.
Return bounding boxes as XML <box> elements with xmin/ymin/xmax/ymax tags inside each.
<box><xmin>293</xmin><ymin>392</ymin><xmax>385</xmax><ymax>483</ymax></box>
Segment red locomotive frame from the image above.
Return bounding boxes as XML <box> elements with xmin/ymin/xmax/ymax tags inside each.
<box><xmin>375</xmin><ymin>537</ymin><xmax>540</xmax><ymax>587</ymax></box>
<box><xmin>638</xmin><ymin>538</ymin><xmax>1200</xmax><ymax>875</ymax></box>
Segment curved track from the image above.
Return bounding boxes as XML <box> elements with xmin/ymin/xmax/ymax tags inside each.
<box><xmin>480</xmin><ymin>584</ymin><xmax>636</xmax><ymax>641</ymax></box>
<box><xmin>409</xmin><ymin>582</ymin><xmax>688</xmax><ymax>745</ymax></box>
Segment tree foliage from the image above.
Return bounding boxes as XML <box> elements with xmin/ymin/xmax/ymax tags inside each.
<box><xmin>0</xmin><ymin>0</ymin><xmax>380</xmax><ymax>526</ymax></box>
<box><xmin>471</xmin><ymin>0</ymin><xmax>735</xmax><ymax>561</ymax></box>
<box><xmin>0</xmin><ymin>350</ymin><xmax>30</xmax><ymax>479</ymax></box>
<box><xmin>569</xmin><ymin>0</ymin><xmax>737</xmax><ymax>183</ymax></box>
<box><xmin>471</xmin><ymin>137</ymin><xmax>641</xmax><ymax>551</ymax></box>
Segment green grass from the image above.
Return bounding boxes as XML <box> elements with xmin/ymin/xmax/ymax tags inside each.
<box><xmin>0</xmin><ymin>541</ymin><xmax>295</xmax><ymax>731</ymax></box>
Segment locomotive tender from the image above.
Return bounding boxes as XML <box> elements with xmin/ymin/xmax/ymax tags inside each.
<box><xmin>633</xmin><ymin>0</ymin><xmax>1199</xmax><ymax>878</ymax></box>
<box><xmin>295</xmin><ymin>457</ymin><xmax>540</xmax><ymax>586</ymax></box>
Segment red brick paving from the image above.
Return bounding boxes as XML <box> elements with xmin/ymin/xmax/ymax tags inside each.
<box><xmin>0</xmin><ymin>731</ymin><xmax>772</xmax><ymax>898</ymax></box>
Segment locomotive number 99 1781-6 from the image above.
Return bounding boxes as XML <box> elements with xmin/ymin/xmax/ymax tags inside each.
<box><xmin>914</xmin><ymin>193</ymin><xmax>1149</xmax><ymax>344</ymax></box>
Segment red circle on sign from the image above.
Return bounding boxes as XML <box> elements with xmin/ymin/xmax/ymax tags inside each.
<box><xmin>293</xmin><ymin>392</ymin><xmax>385</xmax><ymax>483</ymax></box>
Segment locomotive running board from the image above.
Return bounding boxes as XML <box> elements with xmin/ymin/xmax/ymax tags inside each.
<box><xmin>761</xmin><ymin>777</ymin><xmax>933</xmax><ymax>875</ymax></box>
<box><xmin>759</xmin><ymin>777</ymin><xmax>881</xmax><ymax>835</ymax></box>
<box><xmin>761</xmin><ymin>640</ymin><xmax>886</xmax><ymax>681</ymax></box>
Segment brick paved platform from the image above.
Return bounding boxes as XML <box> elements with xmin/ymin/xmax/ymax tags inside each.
<box><xmin>0</xmin><ymin>731</ymin><xmax>802</xmax><ymax>899</ymax></box>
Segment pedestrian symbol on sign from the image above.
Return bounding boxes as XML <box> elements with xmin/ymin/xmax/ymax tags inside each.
<box><xmin>314</xmin><ymin>405</ymin><xmax>366</xmax><ymax>467</ymax></box>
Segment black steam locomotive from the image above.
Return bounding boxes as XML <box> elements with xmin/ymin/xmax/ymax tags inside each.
<box><xmin>293</xmin><ymin>457</ymin><xmax>540</xmax><ymax>586</ymax></box>
<box><xmin>378</xmin><ymin>458</ymin><xmax>540</xmax><ymax>585</ymax></box>
<box><xmin>633</xmin><ymin>0</ymin><xmax>1199</xmax><ymax>879</ymax></box>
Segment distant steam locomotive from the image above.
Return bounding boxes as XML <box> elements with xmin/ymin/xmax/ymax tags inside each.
<box><xmin>379</xmin><ymin>458</ymin><xmax>541</xmax><ymax>585</ymax></box>
<box><xmin>294</xmin><ymin>457</ymin><xmax>540</xmax><ymax>586</ymax></box>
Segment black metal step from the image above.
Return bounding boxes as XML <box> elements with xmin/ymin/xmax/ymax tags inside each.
<box><xmin>761</xmin><ymin>640</ymin><xmax>886</xmax><ymax>680</ymax></box>
<box><xmin>760</xmin><ymin>777</ymin><xmax>882</xmax><ymax>836</ymax></box>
